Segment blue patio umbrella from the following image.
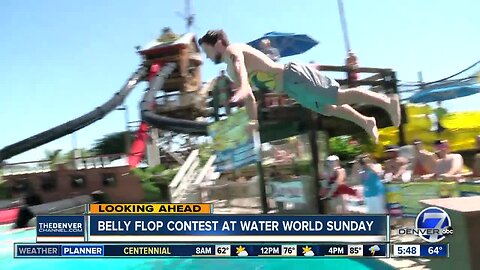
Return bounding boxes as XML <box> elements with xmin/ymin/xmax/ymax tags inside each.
<box><xmin>409</xmin><ymin>81</ymin><xmax>480</xmax><ymax>103</ymax></box>
<box><xmin>247</xmin><ymin>32</ymin><xmax>319</xmax><ymax>57</ymax></box>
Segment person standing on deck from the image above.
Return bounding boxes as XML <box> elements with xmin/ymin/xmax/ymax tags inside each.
<box><xmin>433</xmin><ymin>101</ymin><xmax>447</xmax><ymax>133</ymax></box>
<box><xmin>320</xmin><ymin>155</ymin><xmax>357</xmax><ymax>213</ymax></box>
<box><xmin>352</xmin><ymin>155</ymin><xmax>386</xmax><ymax>214</ymax></box>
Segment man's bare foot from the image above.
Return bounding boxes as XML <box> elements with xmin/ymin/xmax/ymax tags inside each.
<box><xmin>365</xmin><ymin>117</ymin><xmax>379</xmax><ymax>144</ymax></box>
<box><xmin>388</xmin><ymin>94</ymin><xmax>401</xmax><ymax>127</ymax></box>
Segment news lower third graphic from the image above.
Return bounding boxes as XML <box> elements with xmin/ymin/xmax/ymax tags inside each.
<box><xmin>87</xmin><ymin>203</ymin><xmax>213</xmax><ymax>214</ymax></box>
<box><xmin>36</xmin><ymin>215</ymin><xmax>85</xmax><ymax>242</ymax></box>
<box><xmin>33</xmin><ymin>204</ymin><xmax>388</xmax><ymax>243</ymax></box>
<box><xmin>10</xmin><ymin>203</ymin><xmax>454</xmax><ymax>259</ymax></box>
<box><xmin>398</xmin><ymin>206</ymin><xmax>453</xmax><ymax>243</ymax></box>
<box><xmin>368</xmin><ymin>245</ymin><xmax>380</xmax><ymax>256</ymax></box>
<box><xmin>392</xmin><ymin>244</ymin><xmax>449</xmax><ymax>257</ymax></box>
<box><xmin>14</xmin><ymin>243</ymin><xmax>389</xmax><ymax>258</ymax></box>
<box><xmin>87</xmin><ymin>214</ymin><xmax>387</xmax><ymax>242</ymax></box>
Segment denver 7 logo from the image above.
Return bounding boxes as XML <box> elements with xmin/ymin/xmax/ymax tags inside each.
<box><xmin>416</xmin><ymin>207</ymin><xmax>452</xmax><ymax>243</ymax></box>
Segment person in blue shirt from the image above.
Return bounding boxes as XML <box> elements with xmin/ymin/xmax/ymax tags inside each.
<box><xmin>352</xmin><ymin>154</ymin><xmax>386</xmax><ymax>214</ymax></box>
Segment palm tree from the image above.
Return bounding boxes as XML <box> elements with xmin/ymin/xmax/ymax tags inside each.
<box><xmin>63</xmin><ymin>148</ymin><xmax>93</xmax><ymax>159</ymax></box>
<box><xmin>60</xmin><ymin>148</ymin><xmax>94</xmax><ymax>169</ymax></box>
<box><xmin>44</xmin><ymin>149</ymin><xmax>64</xmax><ymax>170</ymax></box>
<box><xmin>91</xmin><ymin>131</ymin><xmax>133</xmax><ymax>155</ymax></box>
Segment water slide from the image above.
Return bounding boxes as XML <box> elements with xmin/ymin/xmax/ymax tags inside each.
<box><xmin>140</xmin><ymin>63</ymin><xmax>209</xmax><ymax>135</ymax></box>
<box><xmin>0</xmin><ymin>67</ymin><xmax>149</xmax><ymax>163</ymax></box>
<box><xmin>126</xmin><ymin>63</ymin><xmax>209</xmax><ymax>168</ymax></box>
<box><xmin>0</xmin><ymin>63</ymin><xmax>212</xmax><ymax>164</ymax></box>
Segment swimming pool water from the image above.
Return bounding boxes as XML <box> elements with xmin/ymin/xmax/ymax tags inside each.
<box><xmin>1</xmin><ymin>226</ymin><xmax>392</xmax><ymax>270</ymax></box>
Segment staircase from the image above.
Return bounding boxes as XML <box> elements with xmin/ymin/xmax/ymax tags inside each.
<box><xmin>168</xmin><ymin>149</ymin><xmax>217</xmax><ymax>203</ymax></box>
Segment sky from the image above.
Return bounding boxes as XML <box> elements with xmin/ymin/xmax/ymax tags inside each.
<box><xmin>1</xmin><ymin>0</ymin><xmax>479</xmax><ymax>163</ymax></box>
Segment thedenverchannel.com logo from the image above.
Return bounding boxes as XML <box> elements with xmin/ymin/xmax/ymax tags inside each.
<box><xmin>398</xmin><ymin>207</ymin><xmax>453</xmax><ymax>243</ymax></box>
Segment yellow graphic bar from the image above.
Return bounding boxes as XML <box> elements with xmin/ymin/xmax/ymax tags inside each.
<box><xmin>88</xmin><ymin>204</ymin><xmax>212</xmax><ymax>214</ymax></box>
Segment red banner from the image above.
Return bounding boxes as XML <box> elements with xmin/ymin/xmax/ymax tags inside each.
<box><xmin>128</xmin><ymin>122</ymin><xmax>150</xmax><ymax>168</ymax></box>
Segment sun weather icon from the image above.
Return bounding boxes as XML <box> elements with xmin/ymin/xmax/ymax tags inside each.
<box><xmin>236</xmin><ymin>246</ymin><xmax>248</xmax><ymax>256</ymax></box>
<box><xmin>369</xmin><ymin>245</ymin><xmax>380</xmax><ymax>255</ymax></box>
<box><xmin>302</xmin><ymin>246</ymin><xmax>315</xmax><ymax>256</ymax></box>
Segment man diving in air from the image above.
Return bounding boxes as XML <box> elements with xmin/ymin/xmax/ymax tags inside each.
<box><xmin>198</xmin><ymin>30</ymin><xmax>401</xmax><ymax>143</ymax></box>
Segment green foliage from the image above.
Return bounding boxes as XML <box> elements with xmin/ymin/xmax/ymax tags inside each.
<box><xmin>131</xmin><ymin>164</ymin><xmax>180</xmax><ymax>202</ymax></box>
<box><xmin>157</xmin><ymin>167</ymin><xmax>180</xmax><ymax>183</ymax></box>
<box><xmin>198</xmin><ymin>143</ymin><xmax>214</xmax><ymax>166</ymax></box>
<box><xmin>131</xmin><ymin>168</ymin><xmax>151</xmax><ymax>183</ymax></box>
<box><xmin>141</xmin><ymin>181</ymin><xmax>161</xmax><ymax>202</ymax></box>
<box><xmin>44</xmin><ymin>149</ymin><xmax>67</xmax><ymax>170</ymax></box>
<box><xmin>328</xmin><ymin>135</ymin><xmax>363</xmax><ymax>161</ymax></box>
<box><xmin>91</xmin><ymin>131</ymin><xmax>133</xmax><ymax>155</ymax></box>
<box><xmin>149</xmin><ymin>164</ymin><xmax>167</xmax><ymax>175</ymax></box>
<box><xmin>132</xmin><ymin>164</ymin><xmax>170</xmax><ymax>183</ymax></box>
<box><xmin>292</xmin><ymin>159</ymin><xmax>313</xmax><ymax>175</ymax></box>
<box><xmin>354</xmin><ymin>132</ymin><xmax>377</xmax><ymax>155</ymax></box>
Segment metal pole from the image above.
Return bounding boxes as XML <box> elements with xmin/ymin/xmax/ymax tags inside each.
<box><xmin>71</xmin><ymin>131</ymin><xmax>78</xmax><ymax>169</ymax></box>
<box><xmin>337</xmin><ymin>0</ymin><xmax>351</xmax><ymax>53</ymax></box>
<box><xmin>124</xmin><ymin>105</ymin><xmax>130</xmax><ymax>154</ymax></box>
<box><xmin>72</xmin><ymin>132</ymin><xmax>77</xmax><ymax>150</ymax></box>
<box><xmin>256</xmin><ymin>159</ymin><xmax>269</xmax><ymax>214</ymax></box>
<box><xmin>250</xmin><ymin>109</ymin><xmax>268</xmax><ymax>214</ymax></box>
<box><xmin>307</xmin><ymin>110</ymin><xmax>323</xmax><ymax>214</ymax></box>
<box><xmin>116</xmin><ymin>106</ymin><xmax>131</xmax><ymax>154</ymax></box>
<box><xmin>392</xmin><ymin>72</ymin><xmax>406</xmax><ymax>146</ymax></box>
<box><xmin>418</xmin><ymin>71</ymin><xmax>424</xmax><ymax>89</ymax></box>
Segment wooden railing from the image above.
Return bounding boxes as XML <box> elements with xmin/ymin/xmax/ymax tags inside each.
<box><xmin>169</xmin><ymin>149</ymin><xmax>199</xmax><ymax>201</ymax></box>
<box><xmin>167</xmin><ymin>150</ymin><xmax>219</xmax><ymax>203</ymax></box>
<box><xmin>193</xmin><ymin>155</ymin><xmax>216</xmax><ymax>186</ymax></box>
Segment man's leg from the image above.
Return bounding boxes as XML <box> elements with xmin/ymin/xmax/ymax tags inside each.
<box><xmin>323</xmin><ymin>105</ymin><xmax>379</xmax><ymax>143</ymax></box>
<box><xmin>336</xmin><ymin>88</ymin><xmax>401</xmax><ymax>127</ymax></box>
<box><xmin>283</xmin><ymin>63</ymin><xmax>398</xmax><ymax>130</ymax></box>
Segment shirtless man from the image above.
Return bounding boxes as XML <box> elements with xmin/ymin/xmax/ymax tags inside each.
<box><xmin>198</xmin><ymin>30</ymin><xmax>401</xmax><ymax>143</ymax></box>
<box><xmin>411</xmin><ymin>139</ymin><xmax>437</xmax><ymax>177</ymax></box>
<box><xmin>422</xmin><ymin>140</ymin><xmax>464</xmax><ymax>180</ymax></box>
<box><xmin>383</xmin><ymin>145</ymin><xmax>409</xmax><ymax>181</ymax></box>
